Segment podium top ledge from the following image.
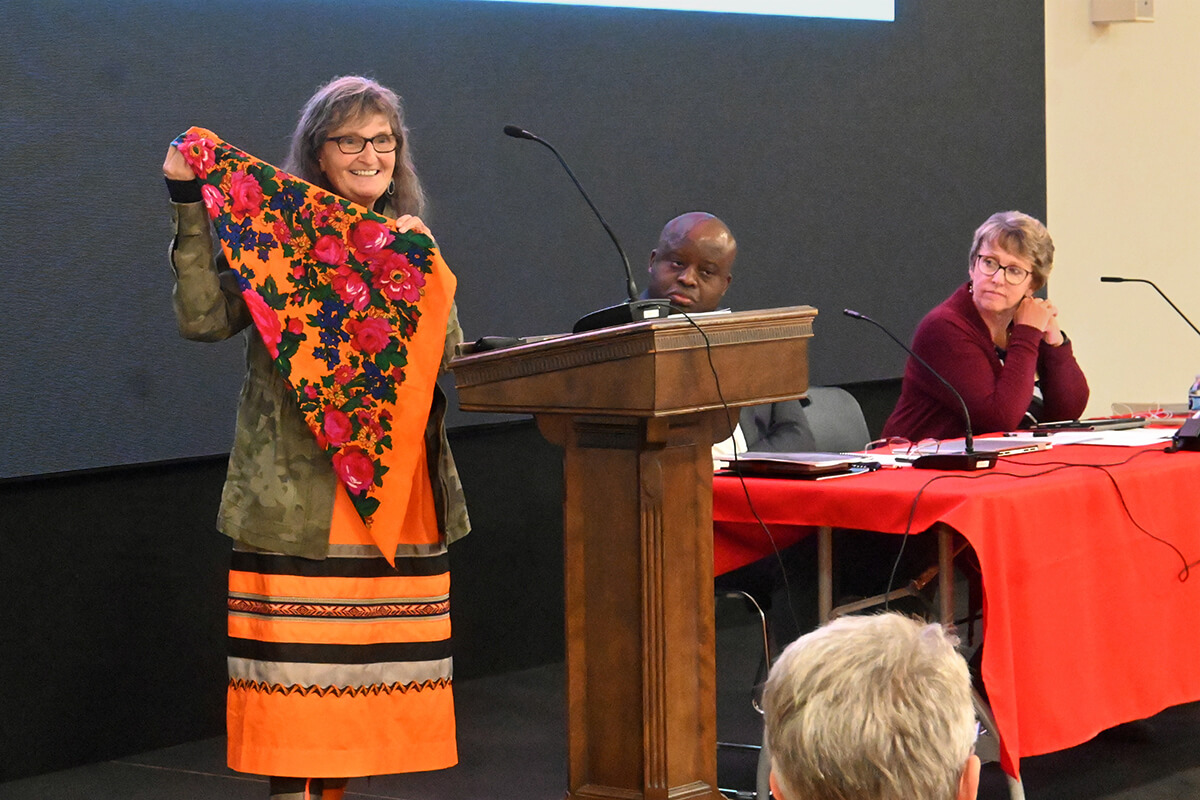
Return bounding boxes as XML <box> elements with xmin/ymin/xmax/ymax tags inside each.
<box><xmin>452</xmin><ymin>305</ymin><xmax>818</xmax><ymax>364</ymax></box>
<box><xmin>449</xmin><ymin>305</ymin><xmax>817</xmax><ymax>417</ymax></box>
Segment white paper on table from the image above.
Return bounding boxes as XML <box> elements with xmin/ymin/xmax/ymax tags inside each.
<box><xmin>1044</xmin><ymin>428</ymin><xmax>1175</xmax><ymax>447</ymax></box>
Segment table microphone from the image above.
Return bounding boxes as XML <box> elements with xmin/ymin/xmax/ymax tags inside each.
<box><xmin>1100</xmin><ymin>276</ymin><xmax>1200</xmax><ymax>338</ymax></box>
<box><xmin>503</xmin><ymin>125</ymin><xmax>673</xmax><ymax>333</ymax></box>
<box><xmin>1102</xmin><ymin>276</ymin><xmax>1200</xmax><ymax>452</ymax></box>
<box><xmin>843</xmin><ymin>309</ymin><xmax>996</xmax><ymax>470</ymax></box>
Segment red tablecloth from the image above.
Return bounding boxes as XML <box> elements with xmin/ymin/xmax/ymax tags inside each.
<box><xmin>713</xmin><ymin>444</ymin><xmax>1200</xmax><ymax>776</ymax></box>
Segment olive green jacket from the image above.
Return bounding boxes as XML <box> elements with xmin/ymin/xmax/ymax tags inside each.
<box><xmin>169</xmin><ymin>201</ymin><xmax>470</xmax><ymax>558</ymax></box>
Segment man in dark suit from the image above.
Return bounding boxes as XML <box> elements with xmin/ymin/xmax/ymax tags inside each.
<box><xmin>643</xmin><ymin>213</ymin><xmax>826</xmax><ymax>634</ymax></box>
<box><xmin>643</xmin><ymin>212</ymin><xmax>815</xmax><ymax>454</ymax></box>
<box><xmin>643</xmin><ymin>212</ymin><xmax>819</xmax><ymax>634</ymax></box>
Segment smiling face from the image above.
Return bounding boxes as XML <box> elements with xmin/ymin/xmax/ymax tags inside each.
<box><xmin>646</xmin><ymin>214</ymin><xmax>736</xmax><ymax>312</ymax></box>
<box><xmin>317</xmin><ymin>112</ymin><xmax>396</xmax><ymax>209</ymax></box>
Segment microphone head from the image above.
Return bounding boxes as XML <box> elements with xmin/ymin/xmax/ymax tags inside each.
<box><xmin>503</xmin><ymin>124</ymin><xmax>534</xmax><ymax>140</ymax></box>
<box><xmin>842</xmin><ymin>308</ymin><xmax>864</xmax><ymax>319</ymax></box>
<box><xmin>1100</xmin><ymin>276</ymin><xmax>1125</xmax><ymax>283</ymax></box>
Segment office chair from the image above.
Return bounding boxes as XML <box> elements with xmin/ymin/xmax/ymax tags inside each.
<box><xmin>799</xmin><ymin>386</ymin><xmax>871</xmax><ymax>453</ymax></box>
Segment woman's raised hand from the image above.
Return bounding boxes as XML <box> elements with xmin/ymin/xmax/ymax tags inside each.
<box><xmin>162</xmin><ymin>145</ymin><xmax>197</xmax><ymax>181</ymax></box>
<box><xmin>1016</xmin><ymin>296</ymin><xmax>1064</xmax><ymax>345</ymax></box>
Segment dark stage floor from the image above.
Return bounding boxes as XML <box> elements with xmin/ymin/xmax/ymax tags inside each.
<box><xmin>4</xmin><ymin>623</ymin><xmax>1200</xmax><ymax>799</ymax></box>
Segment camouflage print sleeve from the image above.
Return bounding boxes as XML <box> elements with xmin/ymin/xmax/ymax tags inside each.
<box><xmin>169</xmin><ymin>201</ymin><xmax>252</xmax><ymax>342</ymax></box>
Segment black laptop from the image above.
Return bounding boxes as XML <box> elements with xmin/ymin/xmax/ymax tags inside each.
<box><xmin>1030</xmin><ymin>416</ymin><xmax>1148</xmax><ymax>432</ymax></box>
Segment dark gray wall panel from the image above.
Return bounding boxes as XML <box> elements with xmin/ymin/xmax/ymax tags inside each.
<box><xmin>0</xmin><ymin>0</ymin><xmax>1044</xmax><ymax>477</ymax></box>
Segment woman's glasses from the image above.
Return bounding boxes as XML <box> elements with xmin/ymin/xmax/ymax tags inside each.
<box><xmin>974</xmin><ymin>255</ymin><xmax>1031</xmax><ymax>285</ymax></box>
<box><xmin>325</xmin><ymin>134</ymin><xmax>398</xmax><ymax>154</ymax></box>
<box><xmin>865</xmin><ymin>437</ymin><xmax>942</xmax><ymax>456</ymax></box>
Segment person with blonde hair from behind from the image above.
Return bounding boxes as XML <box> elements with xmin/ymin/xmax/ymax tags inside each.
<box><xmin>763</xmin><ymin>613</ymin><xmax>980</xmax><ymax>800</ymax></box>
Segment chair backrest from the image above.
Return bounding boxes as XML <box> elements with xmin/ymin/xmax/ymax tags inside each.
<box><xmin>803</xmin><ymin>386</ymin><xmax>870</xmax><ymax>453</ymax></box>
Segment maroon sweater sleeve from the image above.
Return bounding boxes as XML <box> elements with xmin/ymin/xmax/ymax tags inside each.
<box><xmin>883</xmin><ymin>285</ymin><xmax>1089</xmax><ymax>440</ymax></box>
<box><xmin>1035</xmin><ymin>336</ymin><xmax>1090</xmax><ymax>423</ymax></box>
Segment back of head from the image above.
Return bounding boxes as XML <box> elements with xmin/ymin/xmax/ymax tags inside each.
<box><xmin>285</xmin><ymin>75</ymin><xmax>426</xmax><ymax>217</ymax></box>
<box><xmin>763</xmin><ymin>613</ymin><xmax>976</xmax><ymax>800</ymax></box>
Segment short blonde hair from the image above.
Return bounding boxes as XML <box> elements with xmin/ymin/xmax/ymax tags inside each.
<box><xmin>764</xmin><ymin>613</ymin><xmax>976</xmax><ymax>800</ymax></box>
<box><xmin>969</xmin><ymin>210</ymin><xmax>1054</xmax><ymax>290</ymax></box>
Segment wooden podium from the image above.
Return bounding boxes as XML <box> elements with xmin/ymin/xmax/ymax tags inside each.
<box><xmin>451</xmin><ymin>306</ymin><xmax>816</xmax><ymax>800</ymax></box>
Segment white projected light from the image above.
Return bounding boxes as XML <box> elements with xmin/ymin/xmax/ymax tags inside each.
<box><xmin>469</xmin><ymin>0</ymin><xmax>894</xmax><ymax>21</ymax></box>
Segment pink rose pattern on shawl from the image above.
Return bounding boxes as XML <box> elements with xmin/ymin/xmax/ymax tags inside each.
<box><xmin>241</xmin><ymin>289</ymin><xmax>283</xmax><ymax>359</ymax></box>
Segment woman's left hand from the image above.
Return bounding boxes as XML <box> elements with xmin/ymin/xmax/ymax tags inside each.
<box><xmin>394</xmin><ymin>215</ymin><xmax>432</xmax><ymax>240</ymax></box>
<box><xmin>162</xmin><ymin>145</ymin><xmax>197</xmax><ymax>181</ymax></box>
<box><xmin>1036</xmin><ymin>298</ymin><xmax>1065</xmax><ymax>346</ymax></box>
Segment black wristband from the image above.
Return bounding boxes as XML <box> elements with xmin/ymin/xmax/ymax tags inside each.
<box><xmin>165</xmin><ymin>177</ymin><xmax>203</xmax><ymax>204</ymax></box>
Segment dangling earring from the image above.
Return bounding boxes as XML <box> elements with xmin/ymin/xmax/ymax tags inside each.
<box><xmin>387</xmin><ymin>179</ymin><xmax>395</xmax><ymax>196</ymax></box>
<box><xmin>967</xmin><ymin>281</ymin><xmax>973</xmax><ymax>294</ymax></box>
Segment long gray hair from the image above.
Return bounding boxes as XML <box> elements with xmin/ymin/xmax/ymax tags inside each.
<box><xmin>284</xmin><ymin>75</ymin><xmax>426</xmax><ymax>218</ymax></box>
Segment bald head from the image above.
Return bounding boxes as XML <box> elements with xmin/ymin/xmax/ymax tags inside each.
<box><xmin>645</xmin><ymin>212</ymin><xmax>736</xmax><ymax>313</ymax></box>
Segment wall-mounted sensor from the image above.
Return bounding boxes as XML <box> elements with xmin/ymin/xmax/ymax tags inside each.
<box><xmin>1091</xmin><ymin>0</ymin><xmax>1154</xmax><ymax>23</ymax></box>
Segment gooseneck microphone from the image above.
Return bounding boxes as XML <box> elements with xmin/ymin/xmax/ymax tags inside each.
<box><xmin>1101</xmin><ymin>276</ymin><xmax>1200</xmax><ymax>453</ymax></box>
<box><xmin>503</xmin><ymin>125</ymin><xmax>673</xmax><ymax>333</ymax></box>
<box><xmin>503</xmin><ymin>125</ymin><xmax>636</xmax><ymax>299</ymax></box>
<box><xmin>1100</xmin><ymin>276</ymin><xmax>1200</xmax><ymax>338</ymax></box>
<box><xmin>843</xmin><ymin>309</ymin><xmax>996</xmax><ymax>471</ymax></box>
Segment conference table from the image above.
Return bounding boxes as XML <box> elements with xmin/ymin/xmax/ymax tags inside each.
<box><xmin>712</xmin><ymin>440</ymin><xmax>1200</xmax><ymax>778</ymax></box>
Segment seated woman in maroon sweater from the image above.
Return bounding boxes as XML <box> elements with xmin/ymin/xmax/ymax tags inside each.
<box><xmin>883</xmin><ymin>211</ymin><xmax>1089</xmax><ymax>442</ymax></box>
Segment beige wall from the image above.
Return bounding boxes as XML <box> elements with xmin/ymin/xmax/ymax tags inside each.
<box><xmin>1046</xmin><ymin>1</ymin><xmax>1200</xmax><ymax>414</ymax></box>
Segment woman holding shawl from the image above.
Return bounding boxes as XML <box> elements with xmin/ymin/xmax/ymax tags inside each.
<box><xmin>162</xmin><ymin>76</ymin><xmax>469</xmax><ymax>800</ymax></box>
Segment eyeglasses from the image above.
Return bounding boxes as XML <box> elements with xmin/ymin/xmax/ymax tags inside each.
<box><xmin>975</xmin><ymin>255</ymin><xmax>1032</xmax><ymax>286</ymax></box>
<box><xmin>865</xmin><ymin>437</ymin><xmax>942</xmax><ymax>456</ymax></box>
<box><xmin>325</xmin><ymin>134</ymin><xmax>398</xmax><ymax>155</ymax></box>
